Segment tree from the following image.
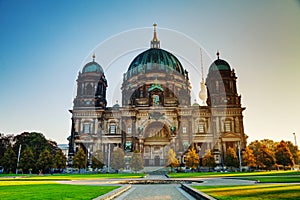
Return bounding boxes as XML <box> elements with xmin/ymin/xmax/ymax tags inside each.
<box><xmin>286</xmin><ymin>141</ymin><xmax>300</xmax><ymax>165</ymax></box>
<box><xmin>261</xmin><ymin>139</ymin><xmax>278</xmax><ymax>153</ymax></box>
<box><xmin>166</xmin><ymin>149</ymin><xmax>179</xmax><ymax>170</ymax></box>
<box><xmin>111</xmin><ymin>147</ymin><xmax>125</xmax><ymax>172</ymax></box>
<box><xmin>19</xmin><ymin>146</ymin><xmax>35</xmax><ymax>173</ymax></box>
<box><xmin>248</xmin><ymin>140</ymin><xmax>262</xmax><ymax>164</ymax></box>
<box><xmin>37</xmin><ymin>149</ymin><xmax>53</xmax><ymax>174</ymax></box>
<box><xmin>91</xmin><ymin>150</ymin><xmax>105</xmax><ymax>171</ymax></box>
<box><xmin>242</xmin><ymin>147</ymin><xmax>256</xmax><ymax>170</ymax></box>
<box><xmin>53</xmin><ymin>149</ymin><xmax>67</xmax><ymax>170</ymax></box>
<box><xmin>257</xmin><ymin>144</ymin><xmax>276</xmax><ymax>170</ymax></box>
<box><xmin>275</xmin><ymin>141</ymin><xmax>294</xmax><ymax>169</ymax></box>
<box><xmin>73</xmin><ymin>148</ymin><xmax>87</xmax><ymax>172</ymax></box>
<box><xmin>202</xmin><ymin>149</ymin><xmax>216</xmax><ymax>171</ymax></box>
<box><xmin>0</xmin><ymin>133</ymin><xmax>13</xmax><ymax>159</ymax></box>
<box><xmin>225</xmin><ymin>147</ymin><xmax>239</xmax><ymax>171</ymax></box>
<box><xmin>184</xmin><ymin>147</ymin><xmax>199</xmax><ymax>170</ymax></box>
<box><xmin>1</xmin><ymin>147</ymin><xmax>17</xmax><ymax>173</ymax></box>
<box><xmin>13</xmin><ymin>132</ymin><xmax>49</xmax><ymax>162</ymax></box>
<box><xmin>130</xmin><ymin>150</ymin><xmax>144</xmax><ymax>173</ymax></box>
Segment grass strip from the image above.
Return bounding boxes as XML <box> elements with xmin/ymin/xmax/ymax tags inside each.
<box><xmin>168</xmin><ymin>170</ymin><xmax>300</xmax><ymax>178</ymax></box>
<box><xmin>0</xmin><ymin>183</ymin><xmax>119</xmax><ymax>200</ymax></box>
<box><xmin>193</xmin><ymin>184</ymin><xmax>300</xmax><ymax>200</ymax></box>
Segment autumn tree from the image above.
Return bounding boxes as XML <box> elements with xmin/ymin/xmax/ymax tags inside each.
<box><xmin>53</xmin><ymin>149</ymin><xmax>67</xmax><ymax>170</ymax></box>
<box><xmin>248</xmin><ymin>140</ymin><xmax>262</xmax><ymax>163</ymax></box>
<box><xmin>184</xmin><ymin>147</ymin><xmax>199</xmax><ymax>170</ymax></box>
<box><xmin>275</xmin><ymin>141</ymin><xmax>294</xmax><ymax>169</ymax></box>
<box><xmin>37</xmin><ymin>149</ymin><xmax>53</xmax><ymax>173</ymax></box>
<box><xmin>166</xmin><ymin>149</ymin><xmax>179</xmax><ymax>170</ymax></box>
<box><xmin>73</xmin><ymin>148</ymin><xmax>87</xmax><ymax>172</ymax></box>
<box><xmin>91</xmin><ymin>150</ymin><xmax>105</xmax><ymax>170</ymax></box>
<box><xmin>286</xmin><ymin>141</ymin><xmax>300</xmax><ymax>165</ymax></box>
<box><xmin>130</xmin><ymin>150</ymin><xmax>144</xmax><ymax>173</ymax></box>
<box><xmin>202</xmin><ymin>149</ymin><xmax>216</xmax><ymax>171</ymax></box>
<box><xmin>261</xmin><ymin>139</ymin><xmax>278</xmax><ymax>153</ymax></box>
<box><xmin>257</xmin><ymin>144</ymin><xmax>275</xmax><ymax>170</ymax></box>
<box><xmin>242</xmin><ymin>147</ymin><xmax>256</xmax><ymax>170</ymax></box>
<box><xmin>111</xmin><ymin>147</ymin><xmax>125</xmax><ymax>172</ymax></box>
<box><xmin>19</xmin><ymin>146</ymin><xmax>35</xmax><ymax>173</ymax></box>
<box><xmin>225</xmin><ymin>147</ymin><xmax>239</xmax><ymax>171</ymax></box>
<box><xmin>1</xmin><ymin>147</ymin><xmax>17</xmax><ymax>173</ymax></box>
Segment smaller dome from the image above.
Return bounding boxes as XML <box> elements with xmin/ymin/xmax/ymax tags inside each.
<box><xmin>209</xmin><ymin>58</ymin><xmax>231</xmax><ymax>73</ymax></box>
<box><xmin>82</xmin><ymin>61</ymin><xmax>104</xmax><ymax>74</ymax></box>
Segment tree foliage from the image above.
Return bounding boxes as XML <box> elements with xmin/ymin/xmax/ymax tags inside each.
<box><xmin>13</xmin><ymin>132</ymin><xmax>50</xmax><ymax>161</ymax></box>
<box><xmin>275</xmin><ymin>141</ymin><xmax>294</xmax><ymax>168</ymax></box>
<box><xmin>73</xmin><ymin>148</ymin><xmax>87</xmax><ymax>171</ymax></box>
<box><xmin>0</xmin><ymin>133</ymin><xmax>14</xmax><ymax>158</ymax></box>
<box><xmin>19</xmin><ymin>146</ymin><xmax>35</xmax><ymax>173</ymax></box>
<box><xmin>242</xmin><ymin>147</ymin><xmax>256</xmax><ymax>169</ymax></box>
<box><xmin>286</xmin><ymin>141</ymin><xmax>300</xmax><ymax>165</ymax></box>
<box><xmin>166</xmin><ymin>149</ymin><xmax>179</xmax><ymax>169</ymax></box>
<box><xmin>130</xmin><ymin>150</ymin><xmax>144</xmax><ymax>172</ymax></box>
<box><xmin>1</xmin><ymin>147</ymin><xmax>17</xmax><ymax>173</ymax></box>
<box><xmin>202</xmin><ymin>149</ymin><xmax>216</xmax><ymax>171</ymax></box>
<box><xmin>0</xmin><ymin>132</ymin><xmax>67</xmax><ymax>174</ymax></box>
<box><xmin>91</xmin><ymin>150</ymin><xmax>104</xmax><ymax>170</ymax></box>
<box><xmin>225</xmin><ymin>147</ymin><xmax>239</xmax><ymax>170</ymax></box>
<box><xmin>37</xmin><ymin>149</ymin><xmax>53</xmax><ymax>173</ymax></box>
<box><xmin>53</xmin><ymin>149</ymin><xmax>67</xmax><ymax>170</ymax></box>
<box><xmin>111</xmin><ymin>147</ymin><xmax>125</xmax><ymax>172</ymax></box>
<box><xmin>184</xmin><ymin>147</ymin><xmax>199</xmax><ymax>170</ymax></box>
<box><xmin>257</xmin><ymin>144</ymin><xmax>276</xmax><ymax>170</ymax></box>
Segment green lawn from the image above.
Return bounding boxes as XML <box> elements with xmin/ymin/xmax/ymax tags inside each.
<box><xmin>168</xmin><ymin>170</ymin><xmax>300</xmax><ymax>178</ymax></box>
<box><xmin>0</xmin><ymin>173</ymin><xmax>142</xmax><ymax>199</ymax></box>
<box><xmin>0</xmin><ymin>183</ymin><xmax>119</xmax><ymax>200</ymax></box>
<box><xmin>193</xmin><ymin>184</ymin><xmax>300</xmax><ymax>200</ymax></box>
<box><xmin>0</xmin><ymin>173</ymin><xmax>145</xmax><ymax>181</ymax></box>
<box><xmin>240</xmin><ymin>175</ymin><xmax>300</xmax><ymax>183</ymax></box>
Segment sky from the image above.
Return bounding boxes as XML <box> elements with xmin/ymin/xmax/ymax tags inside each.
<box><xmin>0</xmin><ymin>0</ymin><xmax>299</xmax><ymax>145</ymax></box>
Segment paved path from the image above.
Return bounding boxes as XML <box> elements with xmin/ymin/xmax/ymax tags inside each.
<box><xmin>115</xmin><ymin>184</ymin><xmax>195</xmax><ymax>200</ymax></box>
<box><xmin>57</xmin><ymin>174</ymin><xmax>256</xmax><ymax>199</ymax></box>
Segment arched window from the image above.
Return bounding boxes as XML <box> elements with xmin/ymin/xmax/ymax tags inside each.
<box><xmin>86</xmin><ymin>83</ymin><xmax>93</xmax><ymax>95</ymax></box>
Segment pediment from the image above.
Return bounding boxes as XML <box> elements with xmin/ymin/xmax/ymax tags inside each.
<box><xmin>222</xmin><ymin>132</ymin><xmax>240</xmax><ymax>138</ymax></box>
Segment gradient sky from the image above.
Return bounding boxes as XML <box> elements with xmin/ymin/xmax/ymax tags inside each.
<box><xmin>0</xmin><ymin>0</ymin><xmax>299</xmax><ymax>145</ymax></box>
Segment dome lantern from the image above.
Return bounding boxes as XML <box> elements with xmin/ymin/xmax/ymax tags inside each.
<box><xmin>150</xmin><ymin>23</ymin><xmax>160</xmax><ymax>49</ymax></box>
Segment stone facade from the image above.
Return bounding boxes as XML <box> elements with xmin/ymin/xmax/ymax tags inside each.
<box><xmin>68</xmin><ymin>26</ymin><xmax>247</xmax><ymax>168</ymax></box>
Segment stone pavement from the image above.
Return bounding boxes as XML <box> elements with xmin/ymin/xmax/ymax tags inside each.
<box><xmin>115</xmin><ymin>184</ymin><xmax>195</xmax><ymax>200</ymax></box>
<box><xmin>57</xmin><ymin>174</ymin><xmax>256</xmax><ymax>199</ymax></box>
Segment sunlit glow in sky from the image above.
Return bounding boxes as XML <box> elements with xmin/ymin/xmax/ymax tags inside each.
<box><xmin>0</xmin><ymin>0</ymin><xmax>299</xmax><ymax>144</ymax></box>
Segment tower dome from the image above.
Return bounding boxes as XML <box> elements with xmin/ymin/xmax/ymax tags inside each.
<box><xmin>82</xmin><ymin>55</ymin><xmax>104</xmax><ymax>74</ymax></box>
<box><xmin>208</xmin><ymin>51</ymin><xmax>231</xmax><ymax>73</ymax></box>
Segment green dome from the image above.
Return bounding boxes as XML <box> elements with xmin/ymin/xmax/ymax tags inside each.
<box><xmin>209</xmin><ymin>59</ymin><xmax>231</xmax><ymax>73</ymax></box>
<box><xmin>82</xmin><ymin>61</ymin><xmax>104</xmax><ymax>74</ymax></box>
<box><xmin>127</xmin><ymin>48</ymin><xmax>185</xmax><ymax>77</ymax></box>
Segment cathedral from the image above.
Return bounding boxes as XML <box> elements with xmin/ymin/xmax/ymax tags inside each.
<box><xmin>68</xmin><ymin>24</ymin><xmax>247</xmax><ymax>168</ymax></box>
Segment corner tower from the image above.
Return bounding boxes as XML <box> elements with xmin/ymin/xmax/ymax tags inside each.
<box><xmin>206</xmin><ymin>52</ymin><xmax>241</xmax><ymax>107</ymax></box>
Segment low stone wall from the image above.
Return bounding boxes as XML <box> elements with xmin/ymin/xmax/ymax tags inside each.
<box><xmin>93</xmin><ymin>185</ymin><xmax>131</xmax><ymax>200</ymax></box>
<box><xmin>180</xmin><ymin>183</ymin><xmax>217</xmax><ymax>200</ymax></box>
